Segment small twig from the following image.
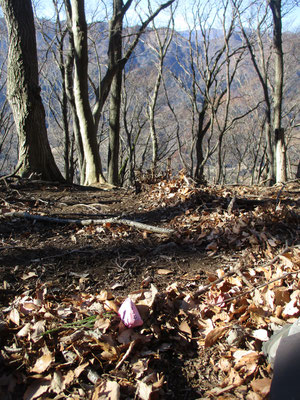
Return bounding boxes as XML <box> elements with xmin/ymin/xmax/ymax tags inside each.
<box><xmin>211</xmin><ymin>270</ymin><xmax>300</xmax><ymax>307</ymax></box>
<box><xmin>194</xmin><ymin>270</ymin><xmax>235</xmax><ymax>298</ymax></box>
<box><xmin>68</xmin><ymin>203</ymin><xmax>110</xmax><ymax>210</ymax></box>
<box><xmin>37</xmin><ymin>198</ymin><xmax>51</xmax><ymax>205</ymax></box>
<box><xmin>235</xmin><ymin>267</ymin><xmax>254</xmax><ymax>288</ymax></box>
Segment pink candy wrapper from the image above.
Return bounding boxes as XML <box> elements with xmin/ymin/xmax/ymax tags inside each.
<box><xmin>118</xmin><ymin>298</ymin><xmax>143</xmax><ymax>328</ymax></box>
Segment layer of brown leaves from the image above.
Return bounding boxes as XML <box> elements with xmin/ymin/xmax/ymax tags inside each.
<box><xmin>0</xmin><ymin>176</ymin><xmax>299</xmax><ymax>399</ymax></box>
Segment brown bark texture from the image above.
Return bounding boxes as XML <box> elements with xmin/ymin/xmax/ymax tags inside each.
<box><xmin>1</xmin><ymin>0</ymin><xmax>64</xmax><ymax>181</ymax></box>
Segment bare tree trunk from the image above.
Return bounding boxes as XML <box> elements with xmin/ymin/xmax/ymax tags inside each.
<box><xmin>64</xmin><ymin>2</ymin><xmax>85</xmax><ymax>182</ymax></box>
<box><xmin>66</xmin><ymin>50</ymin><xmax>85</xmax><ymax>183</ymax></box>
<box><xmin>1</xmin><ymin>0</ymin><xmax>63</xmax><ymax>181</ymax></box>
<box><xmin>55</xmin><ymin>6</ymin><xmax>73</xmax><ymax>183</ymax></box>
<box><xmin>269</xmin><ymin>0</ymin><xmax>286</xmax><ymax>183</ymax></box>
<box><xmin>107</xmin><ymin>0</ymin><xmax>123</xmax><ymax>186</ymax></box>
<box><xmin>148</xmin><ymin>78</ymin><xmax>160</xmax><ymax>175</ymax></box>
<box><xmin>70</xmin><ymin>0</ymin><xmax>105</xmax><ymax>185</ymax></box>
<box><xmin>108</xmin><ymin>72</ymin><xmax>122</xmax><ymax>185</ymax></box>
<box><xmin>194</xmin><ymin>106</ymin><xmax>210</xmax><ymax>183</ymax></box>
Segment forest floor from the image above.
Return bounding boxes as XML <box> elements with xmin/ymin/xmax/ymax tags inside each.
<box><xmin>0</xmin><ymin>174</ymin><xmax>299</xmax><ymax>400</ymax></box>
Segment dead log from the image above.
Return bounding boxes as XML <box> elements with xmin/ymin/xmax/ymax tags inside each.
<box><xmin>4</xmin><ymin>211</ymin><xmax>174</xmax><ymax>235</ymax></box>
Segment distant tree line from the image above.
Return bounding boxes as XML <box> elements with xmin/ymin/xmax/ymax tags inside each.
<box><xmin>0</xmin><ymin>0</ymin><xmax>299</xmax><ymax>186</ymax></box>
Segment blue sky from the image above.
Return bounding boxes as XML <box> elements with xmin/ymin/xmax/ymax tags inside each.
<box><xmin>2</xmin><ymin>0</ymin><xmax>300</xmax><ymax>32</ymax></box>
<box><xmin>36</xmin><ymin>0</ymin><xmax>300</xmax><ymax>31</ymax></box>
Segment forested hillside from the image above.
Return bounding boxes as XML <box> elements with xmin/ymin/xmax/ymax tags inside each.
<box><xmin>0</xmin><ymin>0</ymin><xmax>299</xmax><ymax>186</ymax></box>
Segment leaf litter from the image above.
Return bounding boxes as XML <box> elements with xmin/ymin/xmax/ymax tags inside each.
<box><xmin>0</xmin><ymin>176</ymin><xmax>299</xmax><ymax>399</ymax></box>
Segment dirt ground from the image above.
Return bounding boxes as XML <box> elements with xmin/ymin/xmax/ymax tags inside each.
<box><xmin>0</xmin><ymin>176</ymin><xmax>299</xmax><ymax>399</ymax></box>
<box><xmin>0</xmin><ymin>180</ymin><xmax>224</xmax><ymax>295</ymax></box>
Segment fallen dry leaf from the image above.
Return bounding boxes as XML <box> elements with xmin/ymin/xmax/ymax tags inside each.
<box><xmin>245</xmin><ymin>391</ymin><xmax>262</xmax><ymax>400</ymax></box>
<box><xmin>207</xmin><ymin>384</ymin><xmax>236</xmax><ymax>396</ymax></box>
<box><xmin>31</xmin><ymin>352</ymin><xmax>53</xmax><ymax>374</ymax></box>
<box><xmin>17</xmin><ymin>322</ymin><xmax>31</xmax><ymax>337</ymax></box>
<box><xmin>74</xmin><ymin>362</ymin><xmax>89</xmax><ymax>378</ymax></box>
<box><xmin>224</xmin><ymin>367</ymin><xmax>245</xmax><ymax>387</ymax></box>
<box><xmin>179</xmin><ymin>320</ymin><xmax>192</xmax><ymax>338</ymax></box>
<box><xmin>156</xmin><ymin>269</ymin><xmax>173</xmax><ymax>275</ymax></box>
<box><xmin>50</xmin><ymin>371</ymin><xmax>65</xmax><ymax>394</ymax></box>
<box><xmin>92</xmin><ymin>380</ymin><xmax>120</xmax><ymax>400</ymax></box>
<box><xmin>250</xmin><ymin>378</ymin><xmax>272</xmax><ymax>398</ymax></box>
<box><xmin>104</xmin><ymin>300</ymin><xmax>120</xmax><ymax>313</ymax></box>
<box><xmin>234</xmin><ymin>352</ymin><xmax>260</xmax><ymax>377</ymax></box>
<box><xmin>9</xmin><ymin>308</ymin><xmax>20</xmax><ymax>326</ymax></box>
<box><xmin>251</xmin><ymin>329</ymin><xmax>269</xmax><ymax>342</ymax></box>
<box><xmin>136</xmin><ymin>381</ymin><xmax>157</xmax><ymax>400</ymax></box>
<box><xmin>23</xmin><ymin>377</ymin><xmax>51</xmax><ymax>400</ymax></box>
<box><xmin>31</xmin><ymin>320</ymin><xmax>46</xmax><ymax>342</ymax></box>
<box><xmin>205</xmin><ymin>326</ymin><xmax>228</xmax><ymax>347</ymax></box>
<box><xmin>21</xmin><ymin>271</ymin><xmax>38</xmax><ymax>280</ymax></box>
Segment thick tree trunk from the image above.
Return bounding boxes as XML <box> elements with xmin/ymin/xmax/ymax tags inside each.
<box><xmin>64</xmin><ymin>1</ymin><xmax>85</xmax><ymax>182</ymax></box>
<box><xmin>70</xmin><ymin>0</ymin><xmax>105</xmax><ymax>185</ymax></box>
<box><xmin>269</xmin><ymin>0</ymin><xmax>286</xmax><ymax>183</ymax></box>
<box><xmin>65</xmin><ymin>53</ymin><xmax>85</xmax><ymax>183</ymax></box>
<box><xmin>107</xmin><ymin>0</ymin><xmax>123</xmax><ymax>186</ymax></box>
<box><xmin>1</xmin><ymin>0</ymin><xmax>63</xmax><ymax>181</ymax></box>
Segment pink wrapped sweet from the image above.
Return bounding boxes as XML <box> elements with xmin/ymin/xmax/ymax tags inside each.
<box><xmin>118</xmin><ymin>298</ymin><xmax>143</xmax><ymax>328</ymax></box>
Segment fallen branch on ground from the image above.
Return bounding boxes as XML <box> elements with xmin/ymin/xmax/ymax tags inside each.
<box><xmin>4</xmin><ymin>211</ymin><xmax>174</xmax><ymax>235</ymax></box>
